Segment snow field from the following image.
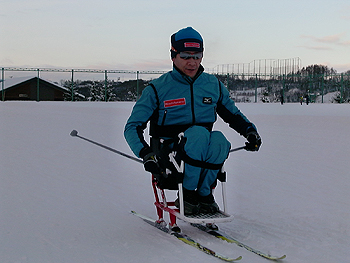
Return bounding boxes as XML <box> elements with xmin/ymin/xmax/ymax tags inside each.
<box><xmin>1</xmin><ymin>101</ymin><xmax>349</xmax><ymax>263</ymax></box>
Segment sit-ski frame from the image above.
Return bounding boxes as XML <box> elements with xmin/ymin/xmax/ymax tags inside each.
<box><xmin>151</xmin><ymin>148</ymin><xmax>234</xmax><ymax>228</ymax></box>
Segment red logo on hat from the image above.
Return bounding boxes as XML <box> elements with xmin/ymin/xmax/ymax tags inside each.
<box><xmin>184</xmin><ymin>42</ymin><xmax>200</xmax><ymax>48</ymax></box>
<box><xmin>164</xmin><ymin>98</ymin><xmax>186</xmax><ymax>108</ymax></box>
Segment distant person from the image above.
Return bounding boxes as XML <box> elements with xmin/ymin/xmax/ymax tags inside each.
<box><xmin>305</xmin><ymin>94</ymin><xmax>310</xmax><ymax>105</ymax></box>
<box><xmin>124</xmin><ymin>27</ymin><xmax>261</xmax><ymax>215</ymax></box>
<box><xmin>300</xmin><ymin>96</ymin><xmax>303</xmax><ymax>105</ymax></box>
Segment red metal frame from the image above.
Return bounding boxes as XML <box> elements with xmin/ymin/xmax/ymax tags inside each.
<box><xmin>152</xmin><ymin>175</ymin><xmax>179</xmax><ymax>227</ymax></box>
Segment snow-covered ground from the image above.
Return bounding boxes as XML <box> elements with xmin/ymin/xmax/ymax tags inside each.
<box><xmin>1</xmin><ymin>101</ymin><xmax>349</xmax><ymax>263</ymax></box>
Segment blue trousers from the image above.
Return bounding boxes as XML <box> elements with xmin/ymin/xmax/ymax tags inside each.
<box><xmin>182</xmin><ymin>126</ymin><xmax>231</xmax><ymax>196</ymax></box>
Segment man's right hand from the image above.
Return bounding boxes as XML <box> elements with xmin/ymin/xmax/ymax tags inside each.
<box><xmin>140</xmin><ymin>147</ymin><xmax>164</xmax><ymax>176</ymax></box>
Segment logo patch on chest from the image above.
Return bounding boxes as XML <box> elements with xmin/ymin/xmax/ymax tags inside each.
<box><xmin>164</xmin><ymin>98</ymin><xmax>186</xmax><ymax>108</ymax></box>
<box><xmin>203</xmin><ymin>97</ymin><xmax>212</xmax><ymax>104</ymax></box>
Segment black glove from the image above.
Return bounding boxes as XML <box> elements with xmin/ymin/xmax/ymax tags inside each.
<box><xmin>245</xmin><ymin>130</ymin><xmax>262</xmax><ymax>151</ymax></box>
<box><xmin>139</xmin><ymin>147</ymin><xmax>165</xmax><ymax>177</ymax></box>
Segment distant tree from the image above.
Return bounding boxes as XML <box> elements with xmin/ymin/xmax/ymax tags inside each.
<box><xmin>295</xmin><ymin>65</ymin><xmax>338</xmax><ymax>100</ymax></box>
<box><xmin>88</xmin><ymin>80</ymin><xmax>116</xmax><ymax>101</ymax></box>
<box><xmin>297</xmin><ymin>64</ymin><xmax>336</xmax><ymax>76</ymax></box>
<box><xmin>62</xmin><ymin>80</ymin><xmax>84</xmax><ymax>101</ymax></box>
<box><xmin>114</xmin><ymin>79</ymin><xmax>150</xmax><ymax>101</ymax></box>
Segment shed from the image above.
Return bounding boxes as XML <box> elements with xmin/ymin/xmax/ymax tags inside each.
<box><xmin>1</xmin><ymin>76</ymin><xmax>70</xmax><ymax>101</ymax></box>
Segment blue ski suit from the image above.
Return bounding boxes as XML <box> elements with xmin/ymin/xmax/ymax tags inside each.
<box><xmin>124</xmin><ymin>65</ymin><xmax>257</xmax><ymax>196</ymax></box>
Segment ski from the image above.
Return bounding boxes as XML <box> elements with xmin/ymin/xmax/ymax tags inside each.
<box><xmin>191</xmin><ymin>223</ymin><xmax>286</xmax><ymax>261</ymax></box>
<box><xmin>131</xmin><ymin>211</ymin><xmax>242</xmax><ymax>262</ymax></box>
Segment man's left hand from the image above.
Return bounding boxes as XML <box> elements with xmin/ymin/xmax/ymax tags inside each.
<box><xmin>245</xmin><ymin>131</ymin><xmax>262</xmax><ymax>151</ymax></box>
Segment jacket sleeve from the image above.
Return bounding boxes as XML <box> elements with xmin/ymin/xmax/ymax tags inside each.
<box><xmin>216</xmin><ymin>82</ymin><xmax>257</xmax><ymax>137</ymax></box>
<box><xmin>124</xmin><ymin>86</ymin><xmax>158</xmax><ymax>158</ymax></box>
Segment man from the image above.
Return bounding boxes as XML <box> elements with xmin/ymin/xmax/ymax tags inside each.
<box><xmin>124</xmin><ymin>27</ymin><xmax>261</xmax><ymax>215</ymax></box>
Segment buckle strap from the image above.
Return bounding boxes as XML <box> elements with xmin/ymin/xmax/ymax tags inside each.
<box><xmin>178</xmin><ymin>151</ymin><xmax>224</xmax><ymax>170</ymax></box>
<box><xmin>175</xmin><ymin>135</ymin><xmax>224</xmax><ymax>170</ymax></box>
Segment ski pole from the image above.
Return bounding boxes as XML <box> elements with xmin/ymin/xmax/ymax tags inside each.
<box><xmin>229</xmin><ymin>146</ymin><xmax>246</xmax><ymax>153</ymax></box>
<box><xmin>71</xmin><ymin>129</ymin><xmax>244</xmax><ymax>162</ymax></box>
<box><xmin>70</xmin><ymin>130</ymin><xmax>143</xmax><ymax>163</ymax></box>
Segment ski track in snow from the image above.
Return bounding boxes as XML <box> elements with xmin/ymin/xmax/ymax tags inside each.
<box><xmin>1</xmin><ymin>101</ymin><xmax>349</xmax><ymax>263</ymax></box>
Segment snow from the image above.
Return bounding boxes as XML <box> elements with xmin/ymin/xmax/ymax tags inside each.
<box><xmin>1</xmin><ymin>101</ymin><xmax>349</xmax><ymax>263</ymax></box>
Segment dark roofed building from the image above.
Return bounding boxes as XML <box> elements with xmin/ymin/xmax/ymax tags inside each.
<box><xmin>1</xmin><ymin>77</ymin><xmax>70</xmax><ymax>101</ymax></box>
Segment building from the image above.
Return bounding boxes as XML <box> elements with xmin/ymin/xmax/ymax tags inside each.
<box><xmin>1</xmin><ymin>76</ymin><xmax>71</xmax><ymax>101</ymax></box>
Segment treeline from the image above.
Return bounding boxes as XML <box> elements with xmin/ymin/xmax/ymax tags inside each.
<box><xmin>62</xmin><ymin>79</ymin><xmax>150</xmax><ymax>101</ymax></box>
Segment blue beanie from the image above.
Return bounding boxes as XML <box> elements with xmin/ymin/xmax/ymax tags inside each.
<box><xmin>171</xmin><ymin>27</ymin><xmax>204</xmax><ymax>56</ymax></box>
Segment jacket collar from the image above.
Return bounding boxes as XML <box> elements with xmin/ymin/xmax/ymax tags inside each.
<box><xmin>172</xmin><ymin>64</ymin><xmax>204</xmax><ymax>84</ymax></box>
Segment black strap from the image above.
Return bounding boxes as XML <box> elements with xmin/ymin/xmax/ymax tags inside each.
<box><xmin>150</xmin><ymin>123</ymin><xmax>213</xmax><ymax>138</ymax></box>
<box><xmin>218</xmin><ymin>78</ymin><xmax>223</xmax><ymax>102</ymax></box>
<box><xmin>149</xmin><ymin>83</ymin><xmax>159</xmax><ymax>107</ymax></box>
<box><xmin>175</xmin><ymin>136</ymin><xmax>224</xmax><ymax>170</ymax></box>
<box><xmin>179</xmin><ymin>152</ymin><xmax>224</xmax><ymax>170</ymax></box>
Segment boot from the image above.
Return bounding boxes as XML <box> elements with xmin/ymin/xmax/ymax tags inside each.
<box><xmin>198</xmin><ymin>193</ymin><xmax>219</xmax><ymax>213</ymax></box>
<box><xmin>175</xmin><ymin>188</ymin><xmax>200</xmax><ymax>215</ymax></box>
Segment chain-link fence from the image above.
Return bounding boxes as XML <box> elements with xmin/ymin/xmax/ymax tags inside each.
<box><xmin>1</xmin><ymin>67</ymin><xmax>166</xmax><ymax>102</ymax></box>
<box><xmin>217</xmin><ymin>72</ymin><xmax>350</xmax><ymax>103</ymax></box>
<box><xmin>1</xmin><ymin>67</ymin><xmax>349</xmax><ymax>103</ymax></box>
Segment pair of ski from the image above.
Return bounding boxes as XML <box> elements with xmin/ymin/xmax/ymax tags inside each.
<box><xmin>131</xmin><ymin>211</ymin><xmax>286</xmax><ymax>262</ymax></box>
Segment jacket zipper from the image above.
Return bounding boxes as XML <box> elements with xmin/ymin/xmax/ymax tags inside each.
<box><xmin>161</xmin><ymin>110</ymin><xmax>167</xmax><ymax>126</ymax></box>
<box><xmin>190</xmin><ymin>83</ymin><xmax>195</xmax><ymax>124</ymax></box>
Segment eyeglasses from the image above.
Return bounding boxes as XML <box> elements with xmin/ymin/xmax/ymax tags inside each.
<box><xmin>179</xmin><ymin>52</ymin><xmax>203</xmax><ymax>60</ymax></box>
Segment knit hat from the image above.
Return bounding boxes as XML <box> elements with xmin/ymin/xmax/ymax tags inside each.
<box><xmin>171</xmin><ymin>27</ymin><xmax>203</xmax><ymax>57</ymax></box>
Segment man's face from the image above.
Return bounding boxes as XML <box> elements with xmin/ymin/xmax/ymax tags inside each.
<box><xmin>172</xmin><ymin>52</ymin><xmax>203</xmax><ymax>78</ymax></box>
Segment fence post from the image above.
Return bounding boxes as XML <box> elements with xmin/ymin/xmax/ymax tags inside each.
<box><xmin>37</xmin><ymin>68</ymin><xmax>40</xmax><ymax>102</ymax></box>
<box><xmin>282</xmin><ymin>74</ymin><xmax>285</xmax><ymax>103</ymax></box>
<box><xmin>104</xmin><ymin>70</ymin><xmax>108</xmax><ymax>102</ymax></box>
<box><xmin>1</xmin><ymin>67</ymin><xmax>4</xmax><ymax>101</ymax></box>
<box><xmin>308</xmin><ymin>74</ymin><xmax>312</xmax><ymax>100</ymax></box>
<box><xmin>71</xmin><ymin>69</ymin><xmax>74</xmax><ymax>101</ymax></box>
<box><xmin>321</xmin><ymin>73</ymin><xmax>324</xmax><ymax>103</ymax></box>
<box><xmin>227</xmin><ymin>73</ymin><xmax>229</xmax><ymax>90</ymax></box>
<box><xmin>136</xmin><ymin>71</ymin><xmax>140</xmax><ymax>100</ymax></box>
<box><xmin>255</xmin><ymin>74</ymin><xmax>258</xmax><ymax>103</ymax></box>
<box><xmin>340</xmin><ymin>73</ymin><xmax>344</xmax><ymax>103</ymax></box>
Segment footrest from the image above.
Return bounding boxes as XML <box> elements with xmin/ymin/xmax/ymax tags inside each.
<box><xmin>175</xmin><ymin>210</ymin><xmax>234</xmax><ymax>224</ymax></box>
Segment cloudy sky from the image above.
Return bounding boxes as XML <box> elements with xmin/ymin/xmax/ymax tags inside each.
<box><xmin>1</xmin><ymin>0</ymin><xmax>350</xmax><ymax>73</ymax></box>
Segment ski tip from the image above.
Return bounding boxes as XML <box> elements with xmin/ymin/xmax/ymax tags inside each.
<box><xmin>268</xmin><ymin>254</ymin><xmax>286</xmax><ymax>260</ymax></box>
<box><xmin>232</xmin><ymin>255</ymin><xmax>243</xmax><ymax>261</ymax></box>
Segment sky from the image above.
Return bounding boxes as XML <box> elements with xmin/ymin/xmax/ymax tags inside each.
<box><xmin>1</xmin><ymin>0</ymin><xmax>350</xmax><ymax>73</ymax></box>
